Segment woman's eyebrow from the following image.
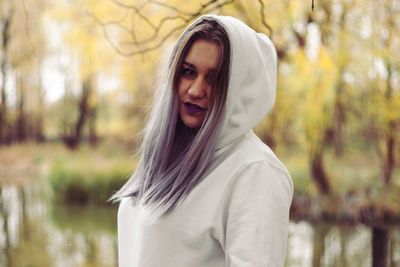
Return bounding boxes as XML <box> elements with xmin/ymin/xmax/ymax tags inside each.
<box><xmin>183</xmin><ymin>61</ymin><xmax>216</xmax><ymax>72</ymax></box>
<box><xmin>183</xmin><ymin>61</ymin><xmax>196</xmax><ymax>69</ymax></box>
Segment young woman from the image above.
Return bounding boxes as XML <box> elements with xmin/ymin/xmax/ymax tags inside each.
<box><xmin>110</xmin><ymin>14</ymin><xmax>293</xmax><ymax>267</ymax></box>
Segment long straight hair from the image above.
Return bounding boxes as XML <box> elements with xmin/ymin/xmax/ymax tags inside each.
<box><xmin>109</xmin><ymin>17</ymin><xmax>231</xmax><ymax>215</ymax></box>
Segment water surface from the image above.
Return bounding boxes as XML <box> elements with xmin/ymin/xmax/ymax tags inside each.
<box><xmin>0</xmin><ymin>179</ymin><xmax>399</xmax><ymax>267</ymax></box>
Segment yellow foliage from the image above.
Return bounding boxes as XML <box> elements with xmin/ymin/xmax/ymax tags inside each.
<box><xmin>385</xmin><ymin>95</ymin><xmax>400</xmax><ymax>123</ymax></box>
<box><xmin>286</xmin><ymin>47</ymin><xmax>338</xmax><ymax>153</ymax></box>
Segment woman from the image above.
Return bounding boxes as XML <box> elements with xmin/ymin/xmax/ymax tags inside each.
<box><xmin>110</xmin><ymin>14</ymin><xmax>293</xmax><ymax>267</ymax></box>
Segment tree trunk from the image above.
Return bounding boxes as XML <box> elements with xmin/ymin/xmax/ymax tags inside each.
<box><xmin>34</xmin><ymin>75</ymin><xmax>45</xmax><ymax>142</ymax></box>
<box><xmin>0</xmin><ymin>8</ymin><xmax>12</xmax><ymax>144</ymax></box>
<box><xmin>35</xmin><ymin>113</ymin><xmax>45</xmax><ymax>142</ymax></box>
<box><xmin>16</xmin><ymin>75</ymin><xmax>27</xmax><ymax>141</ymax></box>
<box><xmin>332</xmin><ymin>5</ymin><xmax>349</xmax><ymax>158</ymax></box>
<box><xmin>389</xmin><ymin>229</ymin><xmax>395</xmax><ymax>267</ymax></box>
<box><xmin>333</xmin><ymin>74</ymin><xmax>345</xmax><ymax>157</ymax></box>
<box><xmin>88</xmin><ymin>106</ymin><xmax>97</xmax><ymax>147</ymax></box>
<box><xmin>312</xmin><ymin>223</ymin><xmax>330</xmax><ymax>267</ymax></box>
<box><xmin>0</xmin><ymin>188</ymin><xmax>13</xmax><ymax>267</ymax></box>
<box><xmin>382</xmin><ymin>61</ymin><xmax>395</xmax><ymax>186</ymax></box>
<box><xmin>372</xmin><ymin>226</ymin><xmax>389</xmax><ymax>267</ymax></box>
<box><xmin>311</xmin><ymin>146</ymin><xmax>330</xmax><ymax>194</ymax></box>
<box><xmin>0</xmin><ymin>59</ymin><xmax>6</xmax><ymax>143</ymax></box>
<box><xmin>332</xmin><ymin>100</ymin><xmax>345</xmax><ymax>156</ymax></box>
<box><xmin>75</xmin><ymin>79</ymin><xmax>90</xmax><ymax>139</ymax></box>
<box><xmin>62</xmin><ymin>77</ymin><xmax>92</xmax><ymax>149</ymax></box>
<box><xmin>383</xmin><ymin>131</ymin><xmax>395</xmax><ymax>186</ymax></box>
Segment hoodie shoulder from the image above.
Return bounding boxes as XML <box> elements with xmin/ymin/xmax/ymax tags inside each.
<box><xmin>231</xmin><ymin>131</ymin><xmax>290</xmax><ymax>176</ymax></box>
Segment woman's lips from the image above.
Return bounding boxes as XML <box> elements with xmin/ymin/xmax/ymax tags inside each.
<box><xmin>184</xmin><ymin>102</ymin><xmax>206</xmax><ymax>114</ymax></box>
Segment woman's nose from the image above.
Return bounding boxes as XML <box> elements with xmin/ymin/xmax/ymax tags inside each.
<box><xmin>188</xmin><ymin>78</ymin><xmax>207</xmax><ymax>98</ymax></box>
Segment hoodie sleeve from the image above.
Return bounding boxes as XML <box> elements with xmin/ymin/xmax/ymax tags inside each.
<box><xmin>223</xmin><ymin>160</ymin><xmax>293</xmax><ymax>267</ymax></box>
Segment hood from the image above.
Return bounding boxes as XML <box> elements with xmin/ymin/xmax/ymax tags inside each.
<box><xmin>195</xmin><ymin>15</ymin><xmax>278</xmax><ymax>150</ymax></box>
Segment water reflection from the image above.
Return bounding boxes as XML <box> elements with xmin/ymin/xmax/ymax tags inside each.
<box><xmin>0</xmin><ymin>179</ymin><xmax>399</xmax><ymax>267</ymax></box>
<box><xmin>287</xmin><ymin>221</ymin><xmax>400</xmax><ymax>267</ymax></box>
<box><xmin>0</xmin><ymin>180</ymin><xmax>117</xmax><ymax>267</ymax></box>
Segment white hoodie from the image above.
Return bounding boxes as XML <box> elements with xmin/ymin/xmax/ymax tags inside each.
<box><xmin>118</xmin><ymin>15</ymin><xmax>294</xmax><ymax>267</ymax></box>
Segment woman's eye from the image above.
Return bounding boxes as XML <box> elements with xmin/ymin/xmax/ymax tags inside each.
<box><xmin>180</xmin><ymin>67</ymin><xmax>196</xmax><ymax>79</ymax></box>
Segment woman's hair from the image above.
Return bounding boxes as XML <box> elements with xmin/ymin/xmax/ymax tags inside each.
<box><xmin>108</xmin><ymin>17</ymin><xmax>231</xmax><ymax>215</ymax></box>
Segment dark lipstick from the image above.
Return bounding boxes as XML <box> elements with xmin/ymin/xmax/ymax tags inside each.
<box><xmin>184</xmin><ymin>102</ymin><xmax>206</xmax><ymax>114</ymax></box>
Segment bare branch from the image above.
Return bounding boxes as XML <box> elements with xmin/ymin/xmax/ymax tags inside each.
<box><xmin>202</xmin><ymin>0</ymin><xmax>236</xmax><ymax>14</ymax></box>
<box><xmin>87</xmin><ymin>12</ymin><xmax>136</xmax><ymax>56</ymax></box>
<box><xmin>148</xmin><ymin>0</ymin><xmax>196</xmax><ymax>16</ymax></box>
<box><xmin>88</xmin><ymin>0</ymin><xmax>280</xmax><ymax>57</ymax></box>
<box><xmin>133</xmin><ymin>15</ymin><xmax>188</xmax><ymax>45</ymax></box>
<box><xmin>109</xmin><ymin>0</ymin><xmax>157</xmax><ymax>30</ymax></box>
<box><xmin>88</xmin><ymin>11</ymin><xmax>188</xmax><ymax>57</ymax></box>
<box><xmin>127</xmin><ymin>24</ymin><xmax>188</xmax><ymax>56</ymax></box>
<box><xmin>257</xmin><ymin>0</ymin><xmax>273</xmax><ymax>36</ymax></box>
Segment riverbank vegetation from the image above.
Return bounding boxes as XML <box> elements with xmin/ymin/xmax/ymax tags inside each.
<box><xmin>0</xmin><ymin>141</ymin><xmax>134</xmax><ymax>206</ymax></box>
<box><xmin>281</xmin><ymin>144</ymin><xmax>400</xmax><ymax>225</ymax></box>
<box><xmin>1</xmin><ymin>140</ymin><xmax>399</xmax><ymax>226</ymax></box>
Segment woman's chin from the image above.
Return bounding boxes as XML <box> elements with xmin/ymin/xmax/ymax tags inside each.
<box><xmin>180</xmin><ymin>114</ymin><xmax>203</xmax><ymax>129</ymax></box>
<box><xmin>182</xmin><ymin>120</ymin><xmax>201</xmax><ymax>129</ymax></box>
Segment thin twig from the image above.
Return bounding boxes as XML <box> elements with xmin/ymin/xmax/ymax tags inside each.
<box><xmin>202</xmin><ymin>0</ymin><xmax>236</xmax><ymax>14</ymax></box>
<box><xmin>109</xmin><ymin>0</ymin><xmax>157</xmax><ymax>30</ymax></box>
<box><xmin>257</xmin><ymin>0</ymin><xmax>273</xmax><ymax>36</ymax></box>
<box><xmin>91</xmin><ymin>0</ymin><xmax>241</xmax><ymax>56</ymax></box>
<box><xmin>148</xmin><ymin>0</ymin><xmax>195</xmax><ymax>16</ymax></box>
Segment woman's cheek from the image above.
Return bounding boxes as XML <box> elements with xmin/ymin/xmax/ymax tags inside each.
<box><xmin>178</xmin><ymin>79</ymin><xmax>189</xmax><ymax>98</ymax></box>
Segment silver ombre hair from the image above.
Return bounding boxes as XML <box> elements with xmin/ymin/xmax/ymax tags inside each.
<box><xmin>108</xmin><ymin>17</ymin><xmax>231</xmax><ymax>215</ymax></box>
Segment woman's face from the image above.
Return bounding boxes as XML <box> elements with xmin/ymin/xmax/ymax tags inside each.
<box><xmin>177</xmin><ymin>39</ymin><xmax>221</xmax><ymax>129</ymax></box>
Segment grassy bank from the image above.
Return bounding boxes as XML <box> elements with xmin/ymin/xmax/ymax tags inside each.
<box><xmin>45</xmin><ymin>141</ymin><xmax>136</xmax><ymax>206</ymax></box>
<box><xmin>1</xmin><ymin>140</ymin><xmax>400</xmax><ymax>224</ymax></box>
<box><xmin>0</xmin><ymin>140</ymin><xmax>136</xmax><ymax>206</ymax></box>
<box><xmin>47</xmin><ymin>157</ymin><xmax>133</xmax><ymax>206</ymax></box>
<box><xmin>278</xmin><ymin>145</ymin><xmax>400</xmax><ymax>225</ymax></box>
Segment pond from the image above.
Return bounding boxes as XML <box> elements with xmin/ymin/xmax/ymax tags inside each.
<box><xmin>0</xmin><ymin>178</ymin><xmax>399</xmax><ymax>267</ymax></box>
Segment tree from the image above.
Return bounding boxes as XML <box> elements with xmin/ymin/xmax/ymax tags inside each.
<box><xmin>10</xmin><ymin>0</ymin><xmax>47</xmax><ymax>142</ymax></box>
<box><xmin>48</xmin><ymin>0</ymin><xmax>117</xmax><ymax>148</ymax></box>
<box><xmin>0</xmin><ymin>0</ymin><xmax>13</xmax><ymax>144</ymax></box>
